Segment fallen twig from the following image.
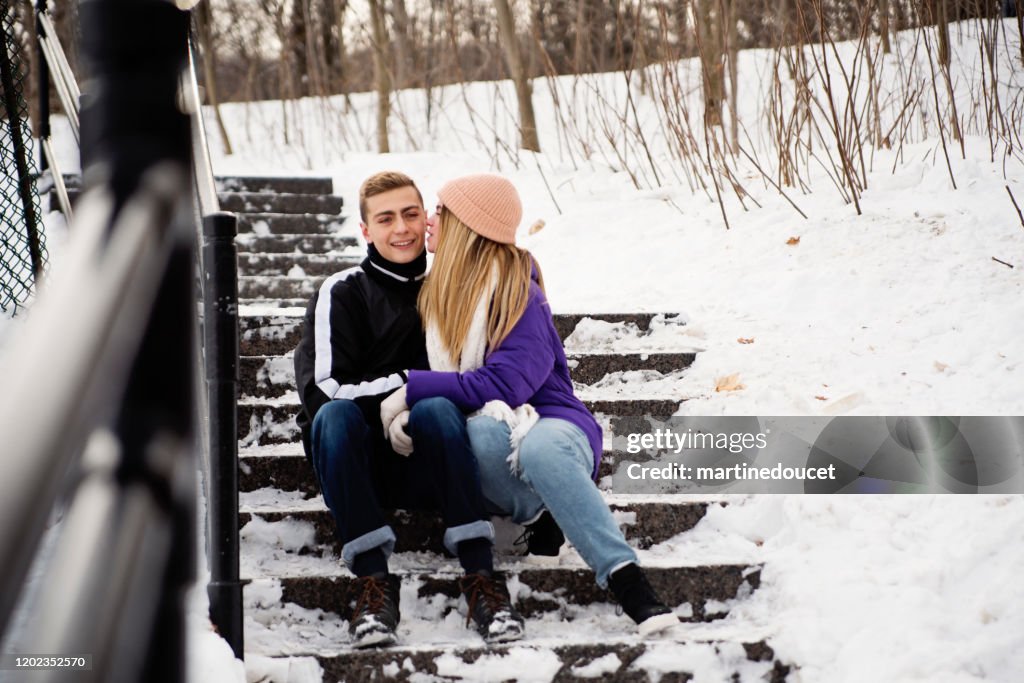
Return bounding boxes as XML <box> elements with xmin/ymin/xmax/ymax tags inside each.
<box><xmin>1006</xmin><ymin>186</ymin><xmax>1024</xmax><ymax>230</ymax></box>
<box><xmin>992</xmin><ymin>257</ymin><xmax>1014</xmax><ymax>268</ymax></box>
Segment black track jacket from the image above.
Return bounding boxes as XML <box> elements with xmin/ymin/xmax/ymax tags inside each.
<box><xmin>293</xmin><ymin>245</ymin><xmax>428</xmax><ymax>459</ymax></box>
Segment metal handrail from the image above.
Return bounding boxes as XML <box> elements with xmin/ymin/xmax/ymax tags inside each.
<box><xmin>0</xmin><ymin>163</ymin><xmax>186</xmax><ymax>637</ymax></box>
<box><xmin>34</xmin><ymin>3</ymin><xmax>78</xmax><ymax>221</ymax></box>
<box><xmin>40</xmin><ymin>138</ymin><xmax>72</xmax><ymax>217</ymax></box>
<box><xmin>182</xmin><ymin>26</ymin><xmax>244</xmax><ymax>659</ymax></box>
<box><xmin>0</xmin><ymin>1</ymin><xmax>197</xmax><ymax>679</ymax></box>
<box><xmin>36</xmin><ymin>9</ymin><xmax>79</xmax><ymax>144</ymax></box>
<box><xmin>182</xmin><ymin>32</ymin><xmax>220</xmax><ymax>218</ymax></box>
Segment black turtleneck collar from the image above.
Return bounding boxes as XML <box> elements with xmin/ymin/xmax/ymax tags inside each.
<box><xmin>363</xmin><ymin>243</ymin><xmax>427</xmax><ymax>287</ymax></box>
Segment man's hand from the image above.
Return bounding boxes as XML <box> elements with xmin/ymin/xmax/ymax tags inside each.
<box><xmin>387</xmin><ymin>411</ymin><xmax>413</xmax><ymax>456</ymax></box>
<box><xmin>380</xmin><ymin>385</ymin><xmax>409</xmax><ymax>435</ymax></box>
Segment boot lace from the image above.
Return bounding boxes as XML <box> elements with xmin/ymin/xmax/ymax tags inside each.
<box><xmin>352</xmin><ymin>576</ymin><xmax>389</xmax><ymax>618</ymax></box>
<box><xmin>512</xmin><ymin>527</ymin><xmax>533</xmax><ymax>550</ymax></box>
<box><xmin>461</xmin><ymin>574</ymin><xmax>510</xmax><ymax>627</ymax></box>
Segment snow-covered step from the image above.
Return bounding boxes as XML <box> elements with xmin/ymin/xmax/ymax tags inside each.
<box><xmin>51</xmin><ymin>190</ymin><xmax>346</xmax><ymax>217</ymax></box>
<box><xmin>239</xmin><ymin>495</ymin><xmax>712</xmax><ymax>554</ymax></box>
<box><xmin>237</xmin><ymin>352</ymin><xmax>696</xmax><ymax>399</ymax></box>
<box><xmin>239</xmin><ymin>276</ymin><xmax>318</xmax><ymax>300</ymax></box>
<box><xmin>247</xmin><ymin>561</ymin><xmax>760</xmax><ymax>625</ymax></box>
<box><xmin>239</xmin><ymin>443</ymin><xmax>656</xmax><ymax>496</ymax></box>
<box><xmin>219</xmin><ymin>192</ymin><xmax>344</xmax><ymax>215</ymax></box>
<box><xmin>234</xmin><ymin>233</ymin><xmax>359</xmax><ymax>254</ymax></box>
<box><xmin>238</xmin><ymin>297</ymin><xmax>309</xmax><ymax>308</ymax></box>
<box><xmin>237</xmin><ymin>397</ymin><xmax>684</xmax><ymax>446</ymax></box>
<box><xmin>246</xmin><ymin>603</ymin><xmax>786</xmax><ymax>683</ymax></box>
<box><xmin>239</xmin><ymin>253</ymin><xmax>362</xmax><ymax>278</ymax></box>
<box><xmin>236</xmin><ymin>213</ymin><xmax>346</xmax><ymax>235</ymax></box>
<box><xmin>216</xmin><ymin>175</ymin><xmax>334</xmax><ymax>195</ymax></box>
<box><xmin>237</xmin><ymin>311</ymin><xmax>687</xmax><ymax>356</ymax></box>
<box><xmin>60</xmin><ymin>173</ymin><xmax>334</xmax><ymax>197</ymax></box>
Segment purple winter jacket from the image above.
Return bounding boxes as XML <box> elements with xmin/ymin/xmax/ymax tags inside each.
<box><xmin>406</xmin><ymin>279</ymin><xmax>603</xmax><ymax>478</ymax></box>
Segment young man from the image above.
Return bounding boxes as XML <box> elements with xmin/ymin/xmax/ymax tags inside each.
<box><xmin>293</xmin><ymin>172</ymin><xmax>524</xmax><ymax>648</ymax></box>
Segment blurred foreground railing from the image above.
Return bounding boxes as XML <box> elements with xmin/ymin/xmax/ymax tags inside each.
<box><xmin>0</xmin><ymin>0</ymin><xmax>242</xmax><ymax>678</ymax></box>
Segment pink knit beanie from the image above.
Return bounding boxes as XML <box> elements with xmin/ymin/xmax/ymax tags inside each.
<box><xmin>437</xmin><ymin>174</ymin><xmax>522</xmax><ymax>245</ymax></box>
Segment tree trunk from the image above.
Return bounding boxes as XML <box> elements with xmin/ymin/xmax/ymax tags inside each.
<box><xmin>336</xmin><ymin>0</ymin><xmax>350</xmax><ymax>106</ymax></box>
<box><xmin>935</xmin><ymin>0</ymin><xmax>951</xmax><ymax>67</ymax></box>
<box><xmin>195</xmin><ymin>1</ymin><xmax>234</xmax><ymax>155</ymax></box>
<box><xmin>1017</xmin><ymin>0</ymin><xmax>1024</xmax><ymax>69</ymax></box>
<box><xmin>301</xmin><ymin>0</ymin><xmax>324</xmax><ymax>96</ymax></box>
<box><xmin>289</xmin><ymin>0</ymin><xmax>309</xmax><ymax>96</ymax></box>
<box><xmin>574</xmin><ymin>0</ymin><xmax>590</xmax><ymax>73</ymax></box>
<box><xmin>494</xmin><ymin>0</ymin><xmax>541</xmax><ymax>151</ymax></box>
<box><xmin>368</xmin><ymin>0</ymin><xmax>391</xmax><ymax>152</ymax></box>
<box><xmin>726</xmin><ymin>0</ymin><xmax>738</xmax><ymax>152</ymax></box>
<box><xmin>878</xmin><ymin>0</ymin><xmax>891</xmax><ymax>54</ymax></box>
<box><xmin>426</xmin><ymin>0</ymin><xmax>439</xmax><ymax>128</ymax></box>
<box><xmin>390</xmin><ymin>0</ymin><xmax>414</xmax><ymax>89</ymax></box>
<box><xmin>695</xmin><ymin>0</ymin><xmax>724</xmax><ymax>128</ymax></box>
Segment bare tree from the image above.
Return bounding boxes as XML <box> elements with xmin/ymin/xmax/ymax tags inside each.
<box><xmin>494</xmin><ymin>0</ymin><xmax>541</xmax><ymax>151</ymax></box>
<box><xmin>878</xmin><ymin>0</ymin><xmax>892</xmax><ymax>53</ymax></box>
<box><xmin>368</xmin><ymin>0</ymin><xmax>391</xmax><ymax>152</ymax></box>
<box><xmin>695</xmin><ymin>0</ymin><xmax>725</xmax><ymax>128</ymax></box>
<box><xmin>929</xmin><ymin>0</ymin><xmax>951</xmax><ymax>67</ymax></box>
<box><xmin>390</xmin><ymin>0</ymin><xmax>415</xmax><ymax>89</ymax></box>
<box><xmin>195</xmin><ymin>0</ymin><xmax>234</xmax><ymax>154</ymax></box>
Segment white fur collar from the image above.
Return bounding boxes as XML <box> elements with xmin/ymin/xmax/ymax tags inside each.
<box><xmin>425</xmin><ymin>268</ymin><xmax>538</xmax><ymax>472</ymax></box>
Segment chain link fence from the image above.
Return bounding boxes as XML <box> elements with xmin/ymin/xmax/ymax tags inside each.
<box><xmin>1</xmin><ymin>0</ymin><xmax>46</xmax><ymax>315</ymax></box>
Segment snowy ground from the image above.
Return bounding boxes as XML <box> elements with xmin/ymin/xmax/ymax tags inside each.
<box><xmin>2</xmin><ymin>17</ymin><xmax>1022</xmax><ymax>683</ymax></box>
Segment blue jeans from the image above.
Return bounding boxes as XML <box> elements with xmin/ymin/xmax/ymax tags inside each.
<box><xmin>310</xmin><ymin>397</ymin><xmax>494</xmax><ymax>569</ymax></box>
<box><xmin>467</xmin><ymin>416</ymin><xmax>637</xmax><ymax>587</ymax></box>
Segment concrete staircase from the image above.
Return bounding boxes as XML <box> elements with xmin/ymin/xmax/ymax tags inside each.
<box><xmin>57</xmin><ymin>175</ymin><xmax>788</xmax><ymax>681</ymax></box>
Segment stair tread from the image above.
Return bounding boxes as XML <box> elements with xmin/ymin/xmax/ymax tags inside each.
<box><xmin>241</xmin><ymin>557</ymin><xmax>759</xmax><ymax>581</ymax></box>
<box><xmin>238</xmin><ymin>350</ymin><xmax>698</xmax><ymax>361</ymax></box>
<box><xmin>237</xmin><ymin>390</ymin><xmax>686</xmax><ymax>406</ymax></box>
<box><xmin>239</xmin><ymin>487</ymin><xmax>724</xmax><ymax>512</ymax></box>
<box><xmin>246</xmin><ymin>562</ymin><xmax>760</xmax><ymax>627</ymax></box>
<box><xmin>246</xmin><ymin>623</ymin><xmax>779</xmax><ymax>672</ymax></box>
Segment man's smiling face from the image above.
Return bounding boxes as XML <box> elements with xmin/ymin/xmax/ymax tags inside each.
<box><xmin>360</xmin><ymin>186</ymin><xmax>426</xmax><ymax>264</ymax></box>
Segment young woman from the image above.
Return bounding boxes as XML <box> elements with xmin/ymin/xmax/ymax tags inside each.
<box><xmin>380</xmin><ymin>173</ymin><xmax>679</xmax><ymax>636</ymax></box>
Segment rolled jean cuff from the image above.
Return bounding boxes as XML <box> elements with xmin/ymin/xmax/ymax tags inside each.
<box><xmin>341</xmin><ymin>526</ymin><xmax>397</xmax><ymax>569</ymax></box>
<box><xmin>443</xmin><ymin>520</ymin><xmax>495</xmax><ymax>556</ymax></box>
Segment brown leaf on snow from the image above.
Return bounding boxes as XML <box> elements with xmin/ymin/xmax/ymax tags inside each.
<box><xmin>737</xmin><ymin>337</ymin><xmax>755</xmax><ymax>344</ymax></box>
<box><xmin>815</xmin><ymin>395</ymin><xmax>828</xmax><ymax>401</ymax></box>
<box><xmin>934</xmin><ymin>361</ymin><xmax>949</xmax><ymax>372</ymax></box>
<box><xmin>786</xmin><ymin>236</ymin><xmax>801</xmax><ymax>245</ymax></box>
<box><xmin>715</xmin><ymin>373</ymin><xmax>745</xmax><ymax>392</ymax></box>
<box><xmin>528</xmin><ymin>219</ymin><xmax>546</xmax><ymax>235</ymax></box>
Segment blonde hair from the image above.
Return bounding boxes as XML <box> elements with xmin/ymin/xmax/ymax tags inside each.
<box><xmin>419</xmin><ymin>209</ymin><xmax>545</xmax><ymax>365</ymax></box>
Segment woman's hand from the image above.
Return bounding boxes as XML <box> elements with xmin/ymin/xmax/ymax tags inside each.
<box><xmin>380</xmin><ymin>385</ymin><xmax>409</xmax><ymax>435</ymax></box>
<box><xmin>387</xmin><ymin>411</ymin><xmax>414</xmax><ymax>456</ymax></box>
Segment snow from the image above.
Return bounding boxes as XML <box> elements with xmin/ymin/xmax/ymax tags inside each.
<box><xmin>3</xmin><ymin>15</ymin><xmax>1021</xmax><ymax>683</ymax></box>
<box><xmin>434</xmin><ymin>648</ymin><xmax>562</xmax><ymax>682</ymax></box>
<box><xmin>727</xmin><ymin>496</ymin><xmax>1024</xmax><ymax>683</ymax></box>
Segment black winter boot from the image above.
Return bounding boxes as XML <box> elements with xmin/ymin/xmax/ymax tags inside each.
<box><xmin>608</xmin><ymin>563</ymin><xmax>679</xmax><ymax>636</ymax></box>
<box><xmin>458</xmin><ymin>570</ymin><xmax>525</xmax><ymax>643</ymax></box>
<box><xmin>514</xmin><ymin>510</ymin><xmax>565</xmax><ymax>561</ymax></box>
<box><xmin>348</xmin><ymin>573</ymin><xmax>401</xmax><ymax>648</ymax></box>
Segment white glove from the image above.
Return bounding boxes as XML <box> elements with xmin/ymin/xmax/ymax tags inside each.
<box><xmin>388</xmin><ymin>411</ymin><xmax>413</xmax><ymax>456</ymax></box>
<box><xmin>380</xmin><ymin>384</ymin><xmax>409</xmax><ymax>435</ymax></box>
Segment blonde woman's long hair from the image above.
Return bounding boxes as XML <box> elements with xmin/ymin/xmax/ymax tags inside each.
<box><xmin>419</xmin><ymin>208</ymin><xmax>545</xmax><ymax>365</ymax></box>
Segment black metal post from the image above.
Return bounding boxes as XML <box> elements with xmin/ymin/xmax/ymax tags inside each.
<box><xmin>80</xmin><ymin>0</ymin><xmax>194</xmax><ymax>680</ymax></box>
<box><xmin>35</xmin><ymin>0</ymin><xmax>49</xmax><ymax>175</ymax></box>
<box><xmin>127</xmin><ymin>234</ymin><xmax>198</xmax><ymax>683</ymax></box>
<box><xmin>203</xmin><ymin>210</ymin><xmax>244</xmax><ymax>659</ymax></box>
